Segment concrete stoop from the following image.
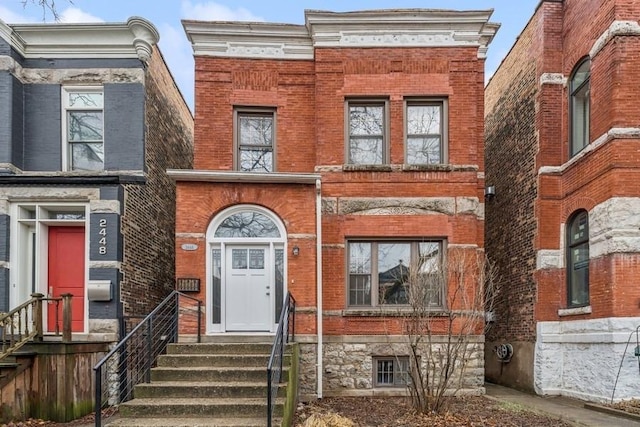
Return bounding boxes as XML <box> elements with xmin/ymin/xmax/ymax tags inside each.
<box><xmin>107</xmin><ymin>342</ymin><xmax>287</xmax><ymax>427</ymax></box>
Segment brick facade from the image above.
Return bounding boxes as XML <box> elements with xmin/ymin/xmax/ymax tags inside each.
<box><xmin>485</xmin><ymin>0</ymin><xmax>640</xmax><ymax>401</ymax></box>
<box><xmin>178</xmin><ymin>9</ymin><xmax>496</xmax><ymax>399</ymax></box>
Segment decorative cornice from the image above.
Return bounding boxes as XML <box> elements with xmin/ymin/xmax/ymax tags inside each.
<box><xmin>182</xmin><ymin>21</ymin><xmax>313</xmax><ymax>60</ymax></box>
<box><xmin>305</xmin><ymin>9</ymin><xmax>499</xmax><ymax>59</ymax></box>
<box><xmin>590</xmin><ymin>20</ymin><xmax>640</xmax><ymax>59</ymax></box>
<box><xmin>182</xmin><ymin>9</ymin><xmax>499</xmax><ymax>60</ymax></box>
<box><xmin>0</xmin><ymin>16</ymin><xmax>159</xmax><ymax>63</ymax></box>
<box><xmin>167</xmin><ymin>170</ymin><xmax>321</xmax><ymax>184</ymax></box>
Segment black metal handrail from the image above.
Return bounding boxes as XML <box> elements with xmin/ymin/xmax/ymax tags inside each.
<box><xmin>267</xmin><ymin>292</ymin><xmax>296</xmax><ymax>427</ymax></box>
<box><xmin>93</xmin><ymin>291</ymin><xmax>202</xmax><ymax>426</ymax></box>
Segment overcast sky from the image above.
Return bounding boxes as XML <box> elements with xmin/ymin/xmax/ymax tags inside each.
<box><xmin>1</xmin><ymin>0</ymin><xmax>540</xmax><ymax>111</ymax></box>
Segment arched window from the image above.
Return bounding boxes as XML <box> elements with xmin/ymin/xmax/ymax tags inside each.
<box><xmin>567</xmin><ymin>210</ymin><xmax>589</xmax><ymax>306</ymax></box>
<box><xmin>214</xmin><ymin>211</ymin><xmax>281</xmax><ymax>238</ymax></box>
<box><xmin>570</xmin><ymin>58</ymin><xmax>590</xmax><ymax>157</ymax></box>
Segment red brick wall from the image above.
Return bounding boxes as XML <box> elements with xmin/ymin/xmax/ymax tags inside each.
<box><xmin>180</xmin><ymin>41</ymin><xmax>487</xmax><ymax>336</ymax></box>
<box><xmin>193</xmin><ymin>57</ymin><xmax>316</xmax><ymax>173</ymax></box>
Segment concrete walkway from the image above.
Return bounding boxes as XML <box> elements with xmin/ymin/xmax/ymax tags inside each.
<box><xmin>485</xmin><ymin>383</ymin><xmax>640</xmax><ymax>427</ymax></box>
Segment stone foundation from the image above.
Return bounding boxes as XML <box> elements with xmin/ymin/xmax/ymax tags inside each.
<box><xmin>535</xmin><ymin>317</ymin><xmax>640</xmax><ymax>402</ymax></box>
<box><xmin>297</xmin><ymin>335</ymin><xmax>485</xmax><ymax>399</ymax></box>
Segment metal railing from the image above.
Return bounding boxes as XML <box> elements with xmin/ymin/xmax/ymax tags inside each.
<box><xmin>267</xmin><ymin>292</ymin><xmax>296</xmax><ymax>427</ymax></box>
<box><xmin>93</xmin><ymin>291</ymin><xmax>202</xmax><ymax>426</ymax></box>
<box><xmin>0</xmin><ymin>292</ymin><xmax>72</xmax><ymax>361</ymax></box>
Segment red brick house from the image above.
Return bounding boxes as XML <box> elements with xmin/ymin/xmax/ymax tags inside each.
<box><xmin>485</xmin><ymin>0</ymin><xmax>640</xmax><ymax>402</ymax></box>
<box><xmin>174</xmin><ymin>9</ymin><xmax>497</xmax><ymax>399</ymax></box>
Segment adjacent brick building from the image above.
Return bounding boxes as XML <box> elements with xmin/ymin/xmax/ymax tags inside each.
<box><xmin>0</xmin><ymin>17</ymin><xmax>193</xmax><ymax>340</ymax></box>
<box><xmin>176</xmin><ymin>9</ymin><xmax>497</xmax><ymax>398</ymax></box>
<box><xmin>485</xmin><ymin>0</ymin><xmax>640</xmax><ymax>402</ymax></box>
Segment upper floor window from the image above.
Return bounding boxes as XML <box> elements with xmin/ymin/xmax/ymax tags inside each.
<box><xmin>567</xmin><ymin>210</ymin><xmax>589</xmax><ymax>307</ymax></box>
<box><xmin>347</xmin><ymin>100</ymin><xmax>388</xmax><ymax>165</ymax></box>
<box><xmin>348</xmin><ymin>240</ymin><xmax>443</xmax><ymax>307</ymax></box>
<box><xmin>235</xmin><ymin>109</ymin><xmax>275</xmax><ymax>172</ymax></box>
<box><xmin>62</xmin><ymin>87</ymin><xmax>104</xmax><ymax>171</ymax></box>
<box><xmin>405</xmin><ymin>99</ymin><xmax>447</xmax><ymax>164</ymax></box>
<box><xmin>570</xmin><ymin>58</ymin><xmax>590</xmax><ymax>157</ymax></box>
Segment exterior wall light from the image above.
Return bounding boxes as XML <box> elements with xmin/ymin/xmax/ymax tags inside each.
<box><xmin>485</xmin><ymin>185</ymin><xmax>496</xmax><ymax>201</ymax></box>
<box><xmin>292</xmin><ymin>246</ymin><xmax>300</xmax><ymax>256</ymax></box>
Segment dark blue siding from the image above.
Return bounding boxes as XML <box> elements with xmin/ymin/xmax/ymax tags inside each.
<box><xmin>104</xmin><ymin>83</ymin><xmax>145</xmax><ymax>171</ymax></box>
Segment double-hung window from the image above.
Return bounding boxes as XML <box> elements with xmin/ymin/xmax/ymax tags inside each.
<box><xmin>569</xmin><ymin>59</ymin><xmax>590</xmax><ymax>157</ymax></box>
<box><xmin>348</xmin><ymin>240</ymin><xmax>443</xmax><ymax>307</ymax></box>
<box><xmin>405</xmin><ymin>99</ymin><xmax>447</xmax><ymax>164</ymax></box>
<box><xmin>347</xmin><ymin>100</ymin><xmax>388</xmax><ymax>165</ymax></box>
<box><xmin>567</xmin><ymin>210</ymin><xmax>589</xmax><ymax>307</ymax></box>
<box><xmin>235</xmin><ymin>109</ymin><xmax>275</xmax><ymax>172</ymax></box>
<box><xmin>63</xmin><ymin>87</ymin><xmax>104</xmax><ymax>171</ymax></box>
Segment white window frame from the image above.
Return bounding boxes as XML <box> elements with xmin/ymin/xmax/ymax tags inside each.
<box><xmin>61</xmin><ymin>86</ymin><xmax>104</xmax><ymax>172</ymax></box>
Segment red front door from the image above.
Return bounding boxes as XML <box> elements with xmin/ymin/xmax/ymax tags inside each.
<box><xmin>48</xmin><ymin>227</ymin><xmax>85</xmax><ymax>332</ymax></box>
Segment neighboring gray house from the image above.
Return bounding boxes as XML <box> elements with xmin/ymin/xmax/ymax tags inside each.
<box><xmin>0</xmin><ymin>17</ymin><xmax>193</xmax><ymax>341</ymax></box>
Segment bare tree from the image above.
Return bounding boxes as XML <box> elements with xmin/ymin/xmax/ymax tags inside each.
<box><xmin>393</xmin><ymin>247</ymin><xmax>500</xmax><ymax>414</ymax></box>
<box><xmin>21</xmin><ymin>0</ymin><xmax>72</xmax><ymax>21</ymax></box>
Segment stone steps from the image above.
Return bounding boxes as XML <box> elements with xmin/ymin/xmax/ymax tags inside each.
<box><xmin>107</xmin><ymin>342</ymin><xmax>288</xmax><ymax>427</ymax></box>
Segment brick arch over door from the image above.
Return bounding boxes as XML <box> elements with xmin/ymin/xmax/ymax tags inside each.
<box><xmin>205</xmin><ymin>205</ymin><xmax>287</xmax><ymax>333</ymax></box>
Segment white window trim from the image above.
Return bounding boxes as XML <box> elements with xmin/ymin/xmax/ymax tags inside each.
<box><xmin>61</xmin><ymin>86</ymin><xmax>104</xmax><ymax>172</ymax></box>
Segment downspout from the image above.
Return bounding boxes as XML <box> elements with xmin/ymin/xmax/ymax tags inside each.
<box><xmin>315</xmin><ymin>178</ymin><xmax>323</xmax><ymax>398</ymax></box>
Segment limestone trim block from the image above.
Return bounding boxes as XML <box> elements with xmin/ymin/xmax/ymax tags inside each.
<box><xmin>535</xmin><ymin>317</ymin><xmax>640</xmax><ymax>402</ymax></box>
<box><xmin>90</xmin><ymin>200</ymin><xmax>121</xmax><ymax>214</ymax></box>
<box><xmin>0</xmin><ymin>56</ymin><xmax>146</xmax><ymax>84</ymax></box>
<box><xmin>539</xmin><ymin>73</ymin><xmax>567</xmax><ymax>86</ymax></box>
<box><xmin>590</xmin><ymin>197</ymin><xmax>640</xmax><ymax>258</ymax></box>
<box><xmin>536</xmin><ymin>249</ymin><xmax>563</xmax><ymax>270</ymax></box>
<box><xmin>0</xmin><ymin>187</ymin><xmax>100</xmax><ymax>202</ymax></box>
<box><xmin>590</xmin><ymin>20</ymin><xmax>640</xmax><ymax>58</ymax></box>
<box><xmin>539</xmin><ymin>128</ymin><xmax>640</xmax><ymax>175</ymax></box>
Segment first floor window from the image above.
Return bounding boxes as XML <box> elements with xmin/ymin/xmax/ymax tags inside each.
<box><xmin>236</xmin><ymin>109</ymin><xmax>275</xmax><ymax>172</ymax></box>
<box><xmin>348</xmin><ymin>240</ymin><xmax>443</xmax><ymax>307</ymax></box>
<box><xmin>567</xmin><ymin>210</ymin><xmax>589</xmax><ymax>306</ymax></box>
<box><xmin>63</xmin><ymin>87</ymin><xmax>104</xmax><ymax>171</ymax></box>
<box><xmin>374</xmin><ymin>356</ymin><xmax>410</xmax><ymax>387</ymax></box>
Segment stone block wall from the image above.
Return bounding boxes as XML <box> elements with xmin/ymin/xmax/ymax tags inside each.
<box><xmin>315</xmin><ymin>336</ymin><xmax>484</xmax><ymax>398</ymax></box>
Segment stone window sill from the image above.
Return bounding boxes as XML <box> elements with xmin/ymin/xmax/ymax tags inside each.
<box><xmin>340</xmin><ymin>164</ymin><xmax>476</xmax><ymax>173</ymax></box>
<box><xmin>342</xmin><ymin>164</ymin><xmax>393</xmax><ymax>172</ymax></box>
<box><xmin>342</xmin><ymin>308</ymin><xmax>448</xmax><ymax>317</ymax></box>
<box><xmin>558</xmin><ymin>305</ymin><xmax>592</xmax><ymax>317</ymax></box>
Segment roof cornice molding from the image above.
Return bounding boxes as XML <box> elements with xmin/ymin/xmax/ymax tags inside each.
<box><xmin>183</xmin><ymin>9</ymin><xmax>499</xmax><ymax>60</ymax></box>
<box><xmin>305</xmin><ymin>9</ymin><xmax>499</xmax><ymax>58</ymax></box>
<box><xmin>167</xmin><ymin>170</ymin><xmax>321</xmax><ymax>184</ymax></box>
<box><xmin>1</xmin><ymin>16</ymin><xmax>159</xmax><ymax>62</ymax></box>
<box><xmin>182</xmin><ymin>21</ymin><xmax>313</xmax><ymax>60</ymax></box>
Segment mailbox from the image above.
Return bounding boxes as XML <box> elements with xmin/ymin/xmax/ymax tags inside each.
<box><xmin>88</xmin><ymin>280</ymin><xmax>112</xmax><ymax>301</ymax></box>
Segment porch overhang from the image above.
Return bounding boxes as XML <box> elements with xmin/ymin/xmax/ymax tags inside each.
<box><xmin>167</xmin><ymin>170</ymin><xmax>321</xmax><ymax>184</ymax></box>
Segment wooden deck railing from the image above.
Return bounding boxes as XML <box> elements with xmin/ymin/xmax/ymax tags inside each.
<box><xmin>0</xmin><ymin>292</ymin><xmax>73</xmax><ymax>361</ymax></box>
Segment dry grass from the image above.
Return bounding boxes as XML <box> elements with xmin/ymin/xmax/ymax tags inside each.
<box><xmin>301</xmin><ymin>412</ymin><xmax>355</xmax><ymax>427</ymax></box>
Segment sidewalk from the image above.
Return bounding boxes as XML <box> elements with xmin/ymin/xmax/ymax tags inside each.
<box><xmin>485</xmin><ymin>383</ymin><xmax>640</xmax><ymax>427</ymax></box>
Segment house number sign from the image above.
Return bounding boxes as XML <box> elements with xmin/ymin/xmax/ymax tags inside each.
<box><xmin>98</xmin><ymin>218</ymin><xmax>108</xmax><ymax>254</ymax></box>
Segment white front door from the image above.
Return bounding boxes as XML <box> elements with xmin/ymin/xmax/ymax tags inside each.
<box><xmin>225</xmin><ymin>245</ymin><xmax>272</xmax><ymax>331</ymax></box>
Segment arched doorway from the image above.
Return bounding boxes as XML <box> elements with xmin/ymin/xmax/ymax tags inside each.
<box><xmin>206</xmin><ymin>205</ymin><xmax>287</xmax><ymax>333</ymax></box>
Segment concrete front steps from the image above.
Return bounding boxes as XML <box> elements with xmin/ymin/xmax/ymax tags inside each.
<box><xmin>107</xmin><ymin>342</ymin><xmax>289</xmax><ymax>427</ymax></box>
